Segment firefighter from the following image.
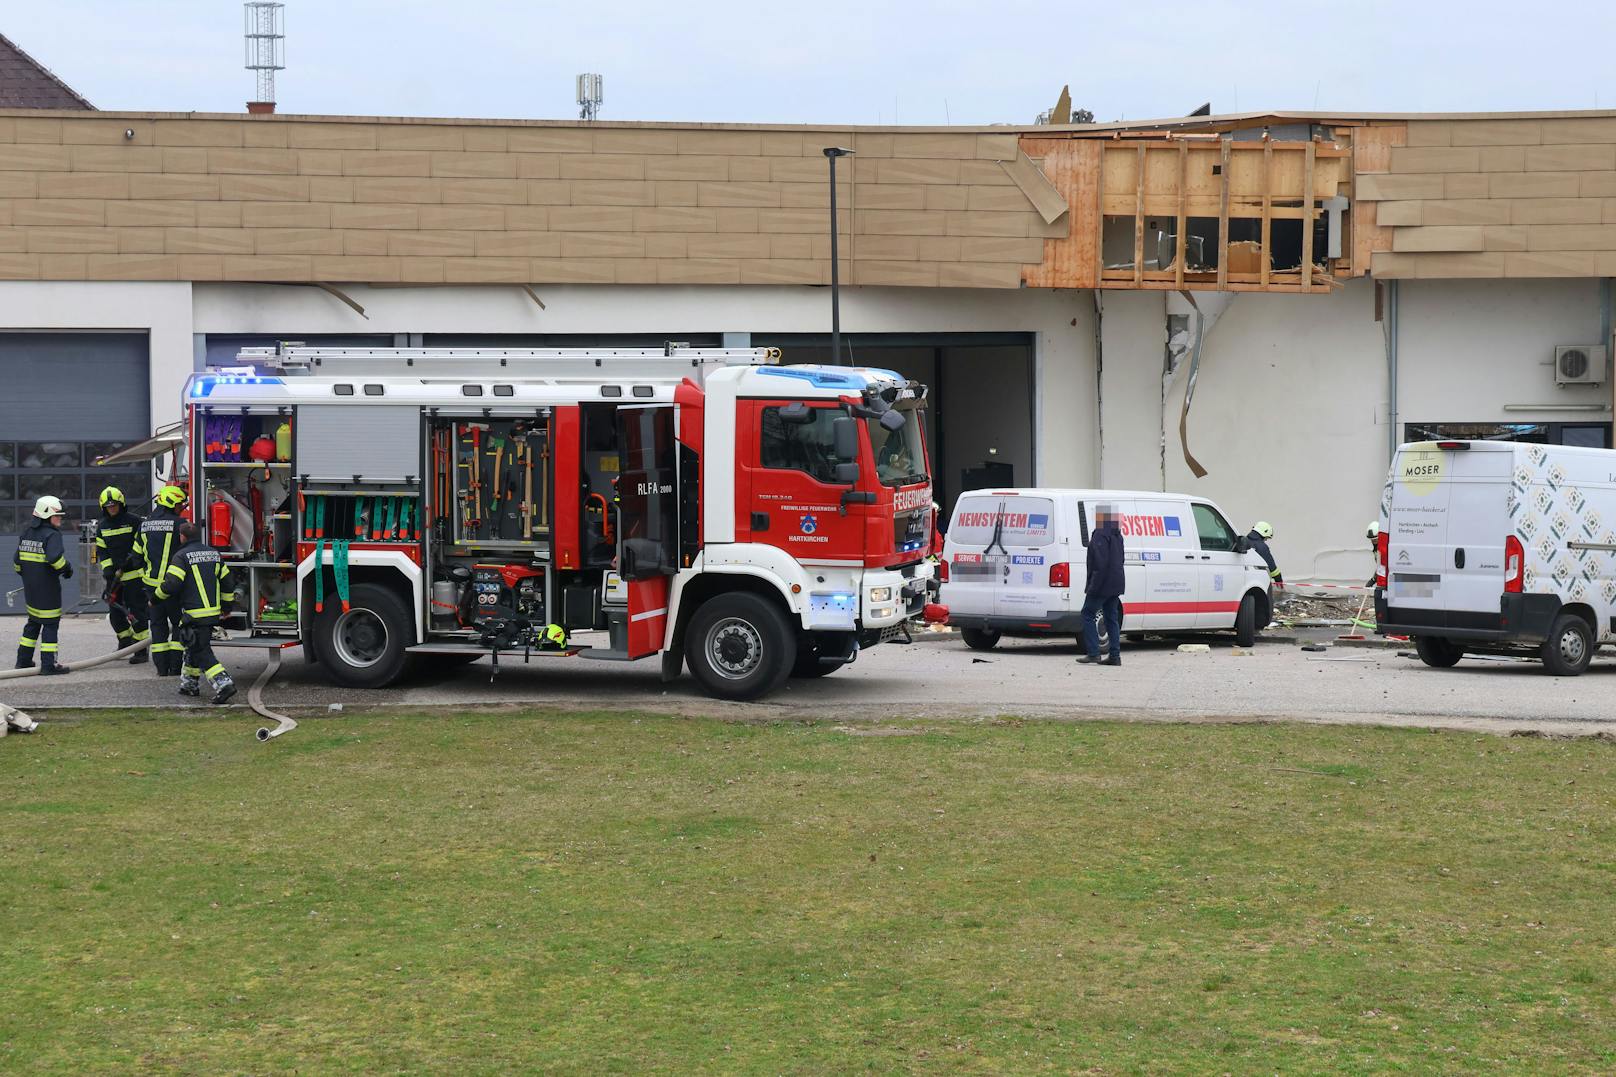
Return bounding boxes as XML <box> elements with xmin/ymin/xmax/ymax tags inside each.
<box><xmin>13</xmin><ymin>495</ymin><xmax>73</xmax><ymax>674</ymax></box>
<box><xmin>1366</xmin><ymin>520</ymin><xmax>1380</xmax><ymax>588</ymax></box>
<box><xmin>155</xmin><ymin>520</ymin><xmax>236</xmax><ymax>704</ymax></box>
<box><xmin>93</xmin><ymin>486</ymin><xmax>150</xmax><ymax>664</ymax></box>
<box><xmin>1247</xmin><ymin>521</ymin><xmax>1283</xmax><ymax>588</ymax></box>
<box><xmin>134</xmin><ymin>484</ymin><xmax>189</xmax><ymax>676</ymax></box>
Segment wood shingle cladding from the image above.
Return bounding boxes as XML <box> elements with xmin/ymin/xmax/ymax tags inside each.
<box><xmin>0</xmin><ymin>111</ymin><xmax>1053</xmax><ymax>288</ymax></box>
<box><xmin>1359</xmin><ymin>113</ymin><xmax>1616</xmax><ymax>277</ymax></box>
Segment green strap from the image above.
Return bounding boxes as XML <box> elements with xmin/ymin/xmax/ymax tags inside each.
<box><xmin>355</xmin><ymin>496</ymin><xmax>366</xmax><ymax>538</ymax></box>
<box><xmin>302</xmin><ymin>495</ymin><xmax>312</xmax><ymax>538</ymax></box>
<box><xmin>401</xmin><ymin>498</ymin><xmax>414</xmax><ymax>539</ymax></box>
<box><xmin>385</xmin><ymin>496</ymin><xmax>398</xmax><ymax>539</ymax></box>
<box><xmin>313</xmin><ymin>538</ymin><xmax>326</xmax><ymax>611</ymax></box>
<box><xmin>315</xmin><ymin>496</ymin><xmax>326</xmax><ymax>538</ymax></box>
<box><xmin>335</xmin><ymin>540</ymin><xmax>351</xmax><ymax>612</ymax></box>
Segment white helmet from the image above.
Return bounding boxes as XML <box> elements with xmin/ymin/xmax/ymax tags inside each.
<box><xmin>33</xmin><ymin>495</ymin><xmax>65</xmax><ymax>520</ymax></box>
<box><xmin>1366</xmin><ymin>520</ymin><xmax>1380</xmax><ymax>541</ymax></box>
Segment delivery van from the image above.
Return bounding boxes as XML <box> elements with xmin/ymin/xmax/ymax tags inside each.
<box><xmin>938</xmin><ymin>488</ymin><xmax>1274</xmax><ymax>650</ymax></box>
<box><xmin>1378</xmin><ymin>439</ymin><xmax>1616</xmax><ymax>675</ymax></box>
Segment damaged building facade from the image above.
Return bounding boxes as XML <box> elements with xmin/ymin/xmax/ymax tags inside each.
<box><xmin>0</xmin><ymin>105</ymin><xmax>1613</xmax><ymax>592</ymax></box>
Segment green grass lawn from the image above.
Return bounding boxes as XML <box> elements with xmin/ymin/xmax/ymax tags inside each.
<box><xmin>4</xmin><ymin>711</ymin><xmax>1616</xmax><ymax>1074</ymax></box>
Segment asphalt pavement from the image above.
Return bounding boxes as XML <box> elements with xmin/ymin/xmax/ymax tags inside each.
<box><xmin>2</xmin><ymin>616</ymin><xmax>1611</xmax><ymax>737</ymax></box>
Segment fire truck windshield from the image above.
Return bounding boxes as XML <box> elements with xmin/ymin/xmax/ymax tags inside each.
<box><xmin>866</xmin><ymin>403</ymin><xmax>929</xmax><ymax>488</ymax></box>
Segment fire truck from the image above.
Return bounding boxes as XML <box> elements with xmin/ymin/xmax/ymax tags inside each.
<box><xmin>182</xmin><ymin>344</ymin><xmax>934</xmax><ymax>700</ymax></box>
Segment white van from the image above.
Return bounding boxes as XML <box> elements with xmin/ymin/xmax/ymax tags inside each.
<box><xmin>939</xmin><ymin>488</ymin><xmax>1274</xmax><ymax>650</ymax></box>
<box><xmin>1378</xmin><ymin>439</ymin><xmax>1616</xmax><ymax>675</ymax></box>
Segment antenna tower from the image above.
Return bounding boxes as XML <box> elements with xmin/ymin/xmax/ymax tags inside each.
<box><xmin>244</xmin><ymin>2</ymin><xmax>286</xmax><ymax>107</ymax></box>
<box><xmin>576</xmin><ymin>73</ymin><xmax>603</xmax><ymax>122</ymax></box>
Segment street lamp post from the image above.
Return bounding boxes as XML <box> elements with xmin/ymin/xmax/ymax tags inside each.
<box><xmin>823</xmin><ymin>147</ymin><xmax>854</xmax><ymax>365</ymax></box>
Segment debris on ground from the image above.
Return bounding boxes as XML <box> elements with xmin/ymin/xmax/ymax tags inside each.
<box><xmin>1177</xmin><ymin>643</ymin><xmax>1211</xmax><ymax>653</ymax></box>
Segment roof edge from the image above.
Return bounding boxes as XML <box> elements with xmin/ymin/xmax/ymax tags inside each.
<box><xmin>0</xmin><ymin>32</ymin><xmax>93</xmax><ymax>110</ymax></box>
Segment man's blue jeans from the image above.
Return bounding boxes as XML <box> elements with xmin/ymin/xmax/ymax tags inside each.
<box><xmin>1080</xmin><ymin>594</ymin><xmax>1122</xmax><ymax>659</ymax></box>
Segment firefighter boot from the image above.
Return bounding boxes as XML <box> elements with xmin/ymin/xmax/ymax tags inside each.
<box><xmin>14</xmin><ymin>645</ymin><xmax>33</xmax><ymax>670</ymax></box>
<box><xmin>178</xmin><ymin>664</ymin><xmax>201</xmax><ymax>697</ymax></box>
<box><xmin>39</xmin><ymin>655</ymin><xmax>69</xmax><ymax>676</ymax></box>
<box><xmin>210</xmin><ymin>675</ymin><xmax>237</xmax><ymax>706</ymax></box>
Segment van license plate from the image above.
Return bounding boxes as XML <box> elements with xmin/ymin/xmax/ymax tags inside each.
<box><xmin>1392</xmin><ymin>571</ymin><xmax>1439</xmax><ymax>599</ymax></box>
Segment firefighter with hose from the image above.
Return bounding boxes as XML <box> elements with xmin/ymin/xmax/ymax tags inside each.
<box><xmin>93</xmin><ymin>486</ymin><xmax>150</xmax><ymax>665</ymax></box>
<box><xmin>155</xmin><ymin>520</ymin><xmax>237</xmax><ymax>704</ymax></box>
<box><xmin>12</xmin><ymin>495</ymin><xmax>73</xmax><ymax>675</ymax></box>
<box><xmin>133</xmin><ymin>484</ymin><xmax>189</xmax><ymax>676</ymax></box>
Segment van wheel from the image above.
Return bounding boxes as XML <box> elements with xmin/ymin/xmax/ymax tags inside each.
<box><xmin>961</xmin><ymin>628</ymin><xmax>1000</xmax><ymax>652</ymax></box>
<box><xmin>316</xmin><ymin>582</ymin><xmax>412</xmax><ymax>689</ymax></box>
<box><xmin>685</xmin><ymin>592</ymin><xmax>794</xmax><ymax>700</ymax></box>
<box><xmin>1234</xmin><ymin>594</ymin><xmax>1259</xmax><ymax>647</ymax></box>
<box><xmin>1540</xmin><ymin>614</ymin><xmax>1593</xmax><ymax>676</ymax></box>
<box><xmin>1414</xmin><ymin>636</ymin><xmax>1464</xmax><ymax>669</ymax></box>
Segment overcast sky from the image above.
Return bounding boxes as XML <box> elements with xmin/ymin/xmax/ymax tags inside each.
<box><xmin>10</xmin><ymin>1</ymin><xmax>1616</xmax><ymax>125</ymax></box>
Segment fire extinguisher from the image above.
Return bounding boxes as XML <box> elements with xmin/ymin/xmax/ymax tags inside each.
<box><xmin>209</xmin><ymin>495</ymin><xmax>233</xmax><ymax>549</ymax></box>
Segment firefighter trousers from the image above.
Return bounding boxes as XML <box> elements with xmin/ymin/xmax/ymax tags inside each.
<box><xmin>15</xmin><ymin>615</ymin><xmax>62</xmax><ymax>670</ymax></box>
<box><xmin>108</xmin><ymin>582</ymin><xmax>150</xmax><ymax>652</ymax></box>
<box><xmin>148</xmin><ymin>587</ymin><xmax>185</xmax><ymax>676</ymax></box>
<box><xmin>178</xmin><ymin>619</ymin><xmax>233</xmax><ymax>696</ymax></box>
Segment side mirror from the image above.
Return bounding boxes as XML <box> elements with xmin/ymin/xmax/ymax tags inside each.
<box><xmin>1234</xmin><ymin>536</ymin><xmax>1250</xmax><ymax>554</ymax></box>
<box><xmin>832</xmin><ymin>415</ymin><xmax>858</xmax><ymax>462</ymax></box>
<box><xmin>879</xmin><ymin>408</ymin><xmax>906</xmax><ymax>432</ymax></box>
<box><xmin>832</xmin><ymin>462</ymin><xmax>860</xmax><ymax>485</ymax></box>
<box><xmin>778</xmin><ymin>402</ymin><xmax>813</xmax><ymax>425</ymax></box>
<box><xmin>621</xmin><ymin>537</ymin><xmax>664</xmax><ymax>580</ymax></box>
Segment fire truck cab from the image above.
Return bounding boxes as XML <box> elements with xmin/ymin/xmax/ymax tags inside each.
<box><xmin>181</xmin><ymin>344</ymin><xmax>934</xmax><ymax>700</ymax></box>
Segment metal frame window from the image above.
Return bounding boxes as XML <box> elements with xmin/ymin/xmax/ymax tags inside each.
<box><xmin>0</xmin><ymin>439</ymin><xmax>152</xmax><ymax>539</ymax></box>
<box><xmin>1404</xmin><ymin>422</ymin><xmax>1612</xmax><ymax>449</ymax></box>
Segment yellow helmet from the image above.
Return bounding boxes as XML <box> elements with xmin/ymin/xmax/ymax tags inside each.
<box><xmin>156</xmin><ymin>484</ymin><xmax>188</xmax><ymax>509</ymax></box>
<box><xmin>543</xmin><ymin>623</ymin><xmax>567</xmax><ymax>649</ymax></box>
<box><xmin>98</xmin><ymin>485</ymin><xmax>125</xmax><ymax>508</ymax></box>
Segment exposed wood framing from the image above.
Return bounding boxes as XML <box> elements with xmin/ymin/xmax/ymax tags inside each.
<box><xmin>1301</xmin><ymin>140</ymin><xmax>1316</xmax><ymax>289</ymax></box>
<box><xmin>1018</xmin><ymin>137</ymin><xmax>1101</xmax><ymax>289</ymax></box>
<box><xmin>1348</xmin><ymin>124</ymin><xmax>1408</xmax><ymax>276</ymax></box>
<box><xmin>1132</xmin><ymin>144</ymin><xmax>1146</xmax><ymax>286</ymax></box>
<box><xmin>1174</xmin><ymin>141</ymin><xmax>1188</xmax><ymax>289</ymax></box>
<box><xmin>1260</xmin><ymin>140</ymin><xmax>1272</xmax><ymax>288</ymax></box>
<box><xmin>1216</xmin><ymin>138</ymin><xmax>1231</xmax><ymax>291</ymax></box>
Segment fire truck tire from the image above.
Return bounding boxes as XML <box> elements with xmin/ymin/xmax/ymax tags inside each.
<box><xmin>961</xmin><ymin>628</ymin><xmax>1000</xmax><ymax>652</ymax></box>
<box><xmin>685</xmin><ymin>592</ymin><xmax>795</xmax><ymax>700</ymax></box>
<box><xmin>316</xmin><ymin>582</ymin><xmax>412</xmax><ymax>689</ymax></box>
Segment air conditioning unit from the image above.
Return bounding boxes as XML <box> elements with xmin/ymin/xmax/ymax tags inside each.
<box><xmin>1554</xmin><ymin>344</ymin><xmax>1606</xmax><ymax>386</ymax></box>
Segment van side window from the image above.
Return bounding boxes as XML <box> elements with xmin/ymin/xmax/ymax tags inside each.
<box><xmin>760</xmin><ymin>405</ymin><xmax>840</xmax><ymax>484</ymax></box>
<box><xmin>1192</xmin><ymin>503</ymin><xmax>1238</xmax><ymax>552</ymax></box>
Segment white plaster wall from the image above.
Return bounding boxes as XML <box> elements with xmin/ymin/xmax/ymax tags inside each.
<box><xmin>1162</xmin><ymin>278</ymin><xmax>1388</xmax><ymax>583</ymax></box>
<box><xmin>192</xmin><ymin>282</ymin><xmax>1099</xmax><ymax>489</ymax></box>
<box><xmin>0</xmin><ymin>281</ymin><xmax>194</xmax><ymax>435</ymax></box>
<box><xmin>1095</xmin><ymin>290</ymin><xmax>1168</xmax><ymax>490</ymax></box>
<box><xmin>1397</xmin><ymin>279</ymin><xmax>1610</xmax><ymax>427</ymax></box>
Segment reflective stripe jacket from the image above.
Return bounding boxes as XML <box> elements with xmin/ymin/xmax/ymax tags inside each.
<box><xmin>155</xmin><ymin>540</ymin><xmax>234</xmax><ymax>622</ymax></box>
<box><xmin>1246</xmin><ymin>531</ymin><xmax>1282</xmax><ymax>581</ymax></box>
<box><xmin>13</xmin><ymin>519</ymin><xmax>71</xmax><ymax>618</ymax></box>
<box><xmin>94</xmin><ymin>509</ymin><xmax>146</xmax><ymax>582</ymax></box>
<box><xmin>133</xmin><ymin>507</ymin><xmax>185</xmax><ymax>587</ymax></box>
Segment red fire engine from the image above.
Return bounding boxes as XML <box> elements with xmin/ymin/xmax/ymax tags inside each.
<box><xmin>183</xmin><ymin>344</ymin><xmax>934</xmax><ymax>700</ymax></box>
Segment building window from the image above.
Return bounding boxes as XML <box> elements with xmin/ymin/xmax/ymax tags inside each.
<box><xmin>0</xmin><ymin>440</ymin><xmax>152</xmax><ymax>538</ymax></box>
<box><xmin>1405</xmin><ymin>422</ymin><xmax>1612</xmax><ymax>449</ymax></box>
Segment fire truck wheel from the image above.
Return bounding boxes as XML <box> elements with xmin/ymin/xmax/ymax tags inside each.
<box><xmin>961</xmin><ymin>628</ymin><xmax>1000</xmax><ymax>652</ymax></box>
<box><xmin>317</xmin><ymin>582</ymin><xmax>412</xmax><ymax>689</ymax></box>
<box><xmin>685</xmin><ymin>592</ymin><xmax>795</xmax><ymax>700</ymax></box>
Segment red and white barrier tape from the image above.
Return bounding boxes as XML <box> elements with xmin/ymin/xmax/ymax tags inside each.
<box><xmin>1286</xmin><ymin>583</ymin><xmax>1374</xmax><ymax>594</ymax></box>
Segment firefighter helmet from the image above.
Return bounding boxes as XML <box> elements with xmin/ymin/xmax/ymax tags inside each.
<box><xmin>32</xmin><ymin>495</ymin><xmax>65</xmax><ymax>520</ymax></box>
<box><xmin>99</xmin><ymin>485</ymin><xmax>126</xmax><ymax>508</ymax></box>
<box><xmin>542</xmin><ymin>623</ymin><xmax>567</xmax><ymax>649</ymax></box>
<box><xmin>1252</xmin><ymin>521</ymin><xmax>1274</xmax><ymax>540</ymax></box>
<box><xmin>1366</xmin><ymin>520</ymin><xmax>1379</xmax><ymax>541</ymax></box>
<box><xmin>156</xmin><ymin>484</ymin><xmax>188</xmax><ymax>509</ymax></box>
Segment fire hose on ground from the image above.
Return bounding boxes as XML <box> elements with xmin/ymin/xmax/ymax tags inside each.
<box><xmin>0</xmin><ymin>615</ymin><xmax>298</xmax><ymax>742</ymax></box>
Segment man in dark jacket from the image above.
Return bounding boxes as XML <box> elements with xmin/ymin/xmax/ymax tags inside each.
<box><xmin>1247</xmin><ymin>521</ymin><xmax>1283</xmax><ymax>587</ymax></box>
<box><xmin>1078</xmin><ymin>505</ymin><xmax>1125</xmax><ymax>666</ymax></box>
<box><xmin>14</xmin><ymin>495</ymin><xmax>73</xmax><ymax>674</ymax></box>
<box><xmin>93</xmin><ymin>485</ymin><xmax>150</xmax><ymax>664</ymax></box>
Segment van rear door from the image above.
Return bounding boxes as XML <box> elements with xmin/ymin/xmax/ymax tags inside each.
<box><xmin>987</xmin><ymin>494</ymin><xmax>1062</xmax><ymax>622</ymax></box>
<box><xmin>944</xmin><ymin>492</ymin><xmax>1056</xmax><ymax>621</ymax></box>
<box><xmin>1386</xmin><ymin>441</ymin><xmax>1512</xmax><ymax>617</ymax></box>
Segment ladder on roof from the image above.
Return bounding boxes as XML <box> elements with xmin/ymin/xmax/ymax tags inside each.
<box><xmin>235</xmin><ymin>343</ymin><xmax>782</xmax><ymax>381</ymax></box>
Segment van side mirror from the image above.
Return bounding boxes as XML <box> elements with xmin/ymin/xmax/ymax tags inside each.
<box><xmin>832</xmin><ymin>416</ymin><xmax>858</xmax><ymax>462</ymax></box>
<box><xmin>1234</xmin><ymin>536</ymin><xmax>1250</xmax><ymax>554</ymax></box>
